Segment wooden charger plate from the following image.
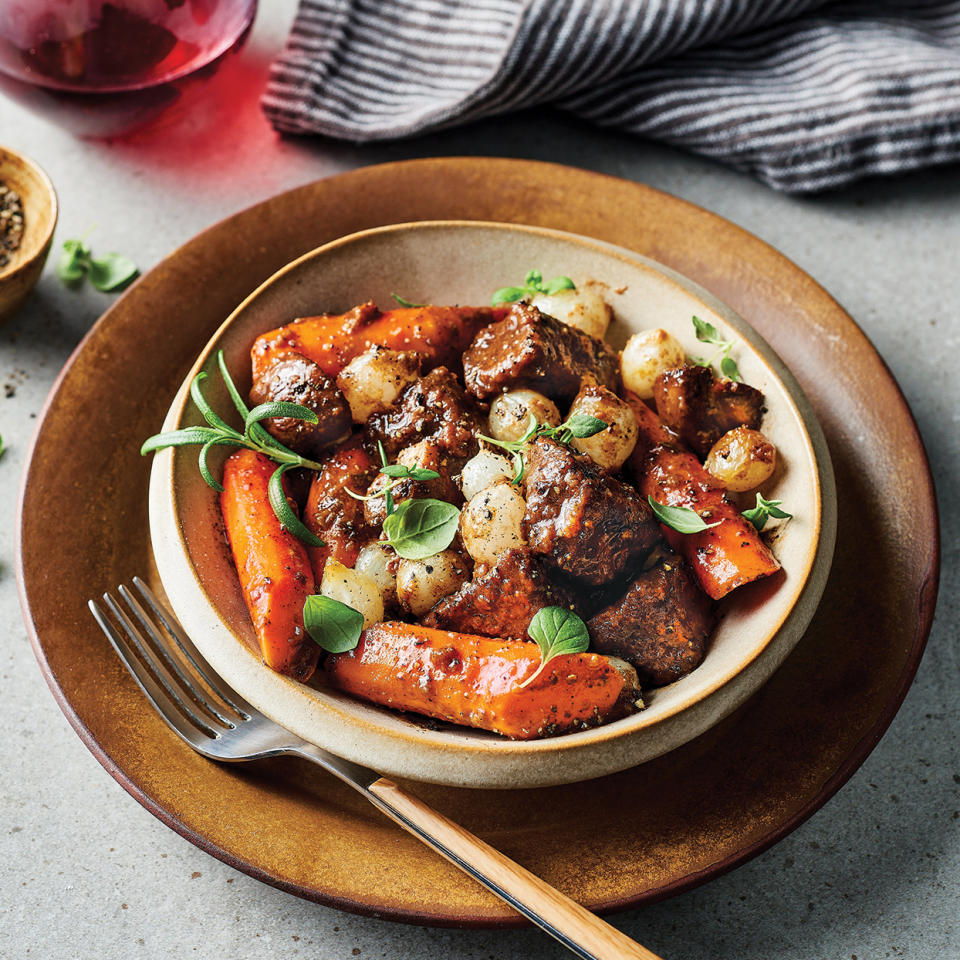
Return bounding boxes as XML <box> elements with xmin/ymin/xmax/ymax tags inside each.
<box><xmin>17</xmin><ymin>158</ymin><xmax>939</xmax><ymax>925</ymax></box>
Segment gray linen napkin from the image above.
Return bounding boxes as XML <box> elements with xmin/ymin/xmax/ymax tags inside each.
<box><xmin>262</xmin><ymin>0</ymin><xmax>960</xmax><ymax>192</ymax></box>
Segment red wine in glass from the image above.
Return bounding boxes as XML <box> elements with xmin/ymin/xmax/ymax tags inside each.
<box><xmin>0</xmin><ymin>0</ymin><xmax>257</xmax><ymax>137</ymax></box>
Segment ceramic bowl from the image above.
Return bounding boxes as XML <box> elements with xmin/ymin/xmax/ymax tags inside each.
<box><xmin>0</xmin><ymin>147</ymin><xmax>57</xmax><ymax>322</ymax></box>
<box><xmin>148</xmin><ymin>220</ymin><xmax>836</xmax><ymax>789</ymax></box>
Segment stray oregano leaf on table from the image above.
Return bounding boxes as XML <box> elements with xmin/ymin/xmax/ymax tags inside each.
<box><xmin>519</xmin><ymin>606</ymin><xmax>591</xmax><ymax>689</ymax></box>
<box><xmin>647</xmin><ymin>495</ymin><xmax>722</xmax><ymax>534</ymax></box>
<box><xmin>478</xmin><ymin>413</ymin><xmax>607</xmax><ymax>484</ymax></box>
<box><xmin>57</xmin><ymin>235</ymin><xmax>139</xmax><ymax>292</ymax></box>
<box><xmin>303</xmin><ymin>595</ymin><xmax>364</xmax><ymax>654</ymax></box>
<box><xmin>691</xmin><ymin>315</ymin><xmax>742</xmax><ymax>382</ymax></box>
<box><xmin>742</xmin><ymin>493</ymin><xmax>792</xmax><ymax>532</ymax></box>
<box><xmin>491</xmin><ymin>269</ymin><xmax>576</xmax><ymax>306</ymax></box>
<box><xmin>141</xmin><ymin>350</ymin><xmax>325</xmax><ymax>546</ymax></box>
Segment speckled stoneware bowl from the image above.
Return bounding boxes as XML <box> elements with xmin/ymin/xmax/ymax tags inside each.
<box><xmin>148</xmin><ymin>220</ymin><xmax>835</xmax><ymax>789</ymax></box>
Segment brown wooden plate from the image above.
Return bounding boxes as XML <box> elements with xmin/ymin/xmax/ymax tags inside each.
<box><xmin>17</xmin><ymin>158</ymin><xmax>939</xmax><ymax>925</ymax></box>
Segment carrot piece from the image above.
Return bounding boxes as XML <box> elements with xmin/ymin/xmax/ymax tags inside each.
<box><xmin>220</xmin><ymin>449</ymin><xmax>319</xmax><ymax>681</ymax></box>
<box><xmin>625</xmin><ymin>392</ymin><xmax>780</xmax><ymax>600</ymax></box>
<box><xmin>251</xmin><ymin>302</ymin><xmax>507</xmax><ymax>382</ymax></box>
<box><xmin>304</xmin><ymin>435</ymin><xmax>379</xmax><ymax>581</ymax></box>
<box><xmin>326</xmin><ymin>622</ymin><xmax>641</xmax><ymax>740</ymax></box>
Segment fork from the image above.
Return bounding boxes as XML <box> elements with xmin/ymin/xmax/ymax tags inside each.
<box><xmin>89</xmin><ymin>578</ymin><xmax>662</xmax><ymax>960</ymax></box>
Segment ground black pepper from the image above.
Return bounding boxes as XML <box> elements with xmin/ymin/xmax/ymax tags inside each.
<box><xmin>0</xmin><ymin>181</ymin><xmax>25</xmax><ymax>269</ymax></box>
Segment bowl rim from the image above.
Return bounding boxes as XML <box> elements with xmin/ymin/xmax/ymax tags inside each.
<box><xmin>0</xmin><ymin>145</ymin><xmax>58</xmax><ymax>278</ymax></box>
<box><xmin>150</xmin><ymin>219</ymin><xmax>835</xmax><ymax>782</ymax></box>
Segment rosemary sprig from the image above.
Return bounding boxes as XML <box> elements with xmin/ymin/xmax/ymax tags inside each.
<box><xmin>141</xmin><ymin>350</ymin><xmax>324</xmax><ymax>546</ymax></box>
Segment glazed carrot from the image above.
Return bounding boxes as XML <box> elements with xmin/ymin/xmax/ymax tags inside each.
<box><xmin>326</xmin><ymin>622</ymin><xmax>641</xmax><ymax>740</ymax></box>
<box><xmin>304</xmin><ymin>435</ymin><xmax>379</xmax><ymax>581</ymax></box>
<box><xmin>625</xmin><ymin>392</ymin><xmax>780</xmax><ymax>600</ymax></box>
<box><xmin>220</xmin><ymin>449</ymin><xmax>319</xmax><ymax>681</ymax></box>
<box><xmin>251</xmin><ymin>302</ymin><xmax>507</xmax><ymax>382</ymax></box>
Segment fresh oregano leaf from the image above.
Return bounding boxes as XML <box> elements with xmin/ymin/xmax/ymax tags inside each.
<box><xmin>562</xmin><ymin>414</ymin><xmax>608</xmax><ymax>439</ymax></box>
<box><xmin>303</xmin><ymin>595</ymin><xmax>364</xmax><ymax>654</ymax></box>
<box><xmin>720</xmin><ymin>354</ymin><xmax>742</xmax><ymax>383</ymax></box>
<box><xmin>88</xmin><ymin>252</ymin><xmax>139</xmax><ymax>292</ymax></box>
<box><xmin>491</xmin><ymin>285</ymin><xmax>528</xmax><ymax>306</ymax></box>
<box><xmin>518</xmin><ymin>606</ymin><xmax>590</xmax><ymax>689</ymax></box>
<box><xmin>382</xmin><ymin>498</ymin><xmax>460</xmax><ymax>560</ymax></box>
<box><xmin>490</xmin><ymin>270</ymin><xmax>577</xmax><ymax>306</ymax></box>
<box><xmin>543</xmin><ymin>275</ymin><xmax>576</xmax><ymax>295</ymax></box>
<box><xmin>647</xmin><ymin>495</ymin><xmax>722</xmax><ymax>534</ymax></box>
<box><xmin>742</xmin><ymin>493</ymin><xmax>792</xmax><ymax>532</ymax></box>
<box><xmin>56</xmin><ymin>239</ymin><xmax>88</xmax><ymax>286</ymax></box>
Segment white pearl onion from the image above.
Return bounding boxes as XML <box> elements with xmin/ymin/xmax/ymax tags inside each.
<box><xmin>321</xmin><ymin>559</ymin><xmax>384</xmax><ymax>629</ymax></box>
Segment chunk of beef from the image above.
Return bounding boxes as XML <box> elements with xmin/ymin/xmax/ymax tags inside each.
<box><xmin>522</xmin><ymin>437</ymin><xmax>660</xmax><ymax>587</ymax></box>
<box><xmin>652</xmin><ymin>364</ymin><xmax>765</xmax><ymax>458</ymax></box>
<box><xmin>587</xmin><ymin>552</ymin><xmax>714</xmax><ymax>686</ymax></box>
<box><xmin>367</xmin><ymin>367</ymin><xmax>484</xmax><ymax>458</ymax></box>
<box><xmin>362</xmin><ymin>439</ymin><xmax>465</xmax><ymax>528</ymax></box>
<box><xmin>249</xmin><ymin>353</ymin><xmax>352</xmax><ymax>459</ymax></box>
<box><xmin>463</xmin><ymin>302</ymin><xmax>618</xmax><ymax>402</ymax></box>
<box><xmin>422</xmin><ymin>549</ymin><xmax>570</xmax><ymax>640</ymax></box>
<box><xmin>304</xmin><ymin>435</ymin><xmax>380</xmax><ymax>580</ymax></box>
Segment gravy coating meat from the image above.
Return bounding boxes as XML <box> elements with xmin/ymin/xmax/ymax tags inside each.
<box><xmin>587</xmin><ymin>552</ymin><xmax>714</xmax><ymax>686</ymax></box>
<box><xmin>522</xmin><ymin>436</ymin><xmax>660</xmax><ymax>587</ymax></box>
<box><xmin>367</xmin><ymin>367</ymin><xmax>485</xmax><ymax>459</ymax></box>
<box><xmin>303</xmin><ymin>435</ymin><xmax>380</xmax><ymax>580</ymax></box>
<box><xmin>463</xmin><ymin>302</ymin><xmax>619</xmax><ymax>402</ymax></box>
<box><xmin>362</xmin><ymin>439</ymin><xmax>465</xmax><ymax>527</ymax></box>
<box><xmin>652</xmin><ymin>364</ymin><xmax>765</xmax><ymax>458</ymax></box>
<box><xmin>249</xmin><ymin>353</ymin><xmax>352</xmax><ymax>459</ymax></box>
<box><xmin>423</xmin><ymin>549</ymin><xmax>571</xmax><ymax>640</ymax></box>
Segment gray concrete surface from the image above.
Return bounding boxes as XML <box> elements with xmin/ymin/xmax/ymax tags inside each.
<box><xmin>2</xmin><ymin>4</ymin><xmax>958</xmax><ymax>959</ymax></box>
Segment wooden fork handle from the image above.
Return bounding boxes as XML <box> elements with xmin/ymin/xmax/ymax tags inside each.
<box><xmin>367</xmin><ymin>777</ymin><xmax>663</xmax><ymax>960</ymax></box>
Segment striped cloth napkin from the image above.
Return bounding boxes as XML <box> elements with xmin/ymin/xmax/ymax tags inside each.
<box><xmin>262</xmin><ymin>0</ymin><xmax>960</xmax><ymax>192</ymax></box>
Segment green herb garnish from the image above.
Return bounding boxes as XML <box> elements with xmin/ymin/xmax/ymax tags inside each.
<box><xmin>491</xmin><ymin>269</ymin><xmax>576</xmax><ymax>306</ymax></box>
<box><xmin>381</xmin><ymin>497</ymin><xmax>461</xmax><ymax>560</ymax></box>
<box><xmin>391</xmin><ymin>293</ymin><xmax>427</xmax><ymax>308</ymax></box>
<box><xmin>303</xmin><ymin>595</ymin><xmax>364</xmax><ymax>653</ymax></box>
<box><xmin>478</xmin><ymin>413</ymin><xmax>607</xmax><ymax>484</ymax></box>
<box><xmin>647</xmin><ymin>495</ymin><xmax>722</xmax><ymax>534</ymax></box>
<box><xmin>57</xmin><ymin>236</ymin><xmax>139</xmax><ymax>292</ymax></box>
<box><xmin>519</xmin><ymin>606</ymin><xmax>590</xmax><ymax>689</ymax></box>
<box><xmin>0</xmin><ymin>434</ymin><xmax>4</xmax><ymax>459</ymax></box>
<box><xmin>742</xmin><ymin>493</ymin><xmax>792</xmax><ymax>532</ymax></box>
<box><xmin>141</xmin><ymin>350</ymin><xmax>325</xmax><ymax>547</ymax></box>
<box><xmin>344</xmin><ymin>440</ymin><xmax>440</xmax><ymax>515</ymax></box>
<box><xmin>690</xmin><ymin>316</ymin><xmax>742</xmax><ymax>382</ymax></box>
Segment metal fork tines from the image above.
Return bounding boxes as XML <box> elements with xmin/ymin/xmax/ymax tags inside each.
<box><xmin>89</xmin><ymin>578</ymin><xmax>661</xmax><ymax>960</ymax></box>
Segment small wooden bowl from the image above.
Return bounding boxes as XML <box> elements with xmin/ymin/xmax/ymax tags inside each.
<box><xmin>0</xmin><ymin>147</ymin><xmax>57</xmax><ymax>322</ymax></box>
